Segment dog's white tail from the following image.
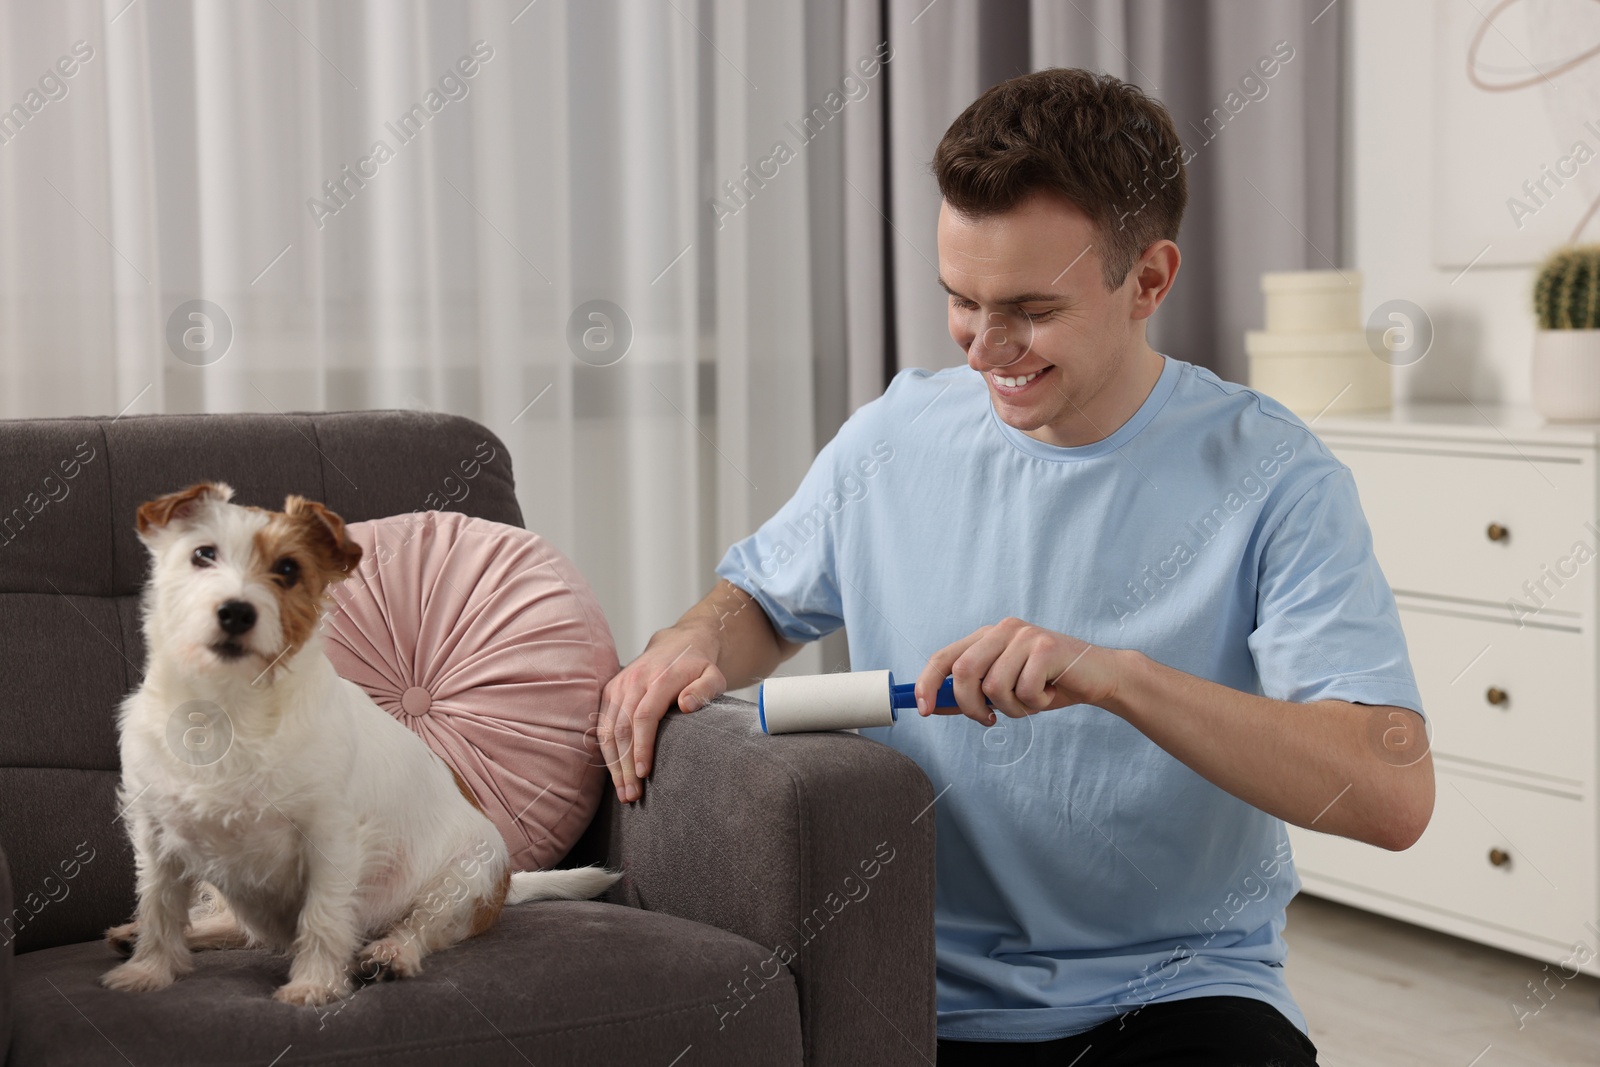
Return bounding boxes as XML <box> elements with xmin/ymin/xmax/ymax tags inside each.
<box><xmin>505</xmin><ymin>865</ymin><xmax>623</xmax><ymax>905</ymax></box>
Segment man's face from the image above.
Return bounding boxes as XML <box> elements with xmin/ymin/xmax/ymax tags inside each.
<box><xmin>936</xmin><ymin>190</ymin><xmax>1149</xmax><ymax>445</ymax></box>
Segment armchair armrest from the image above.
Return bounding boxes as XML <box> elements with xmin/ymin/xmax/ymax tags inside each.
<box><xmin>593</xmin><ymin>697</ymin><xmax>937</xmax><ymax>1066</ymax></box>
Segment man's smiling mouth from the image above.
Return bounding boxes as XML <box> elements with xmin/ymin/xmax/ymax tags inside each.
<box><xmin>990</xmin><ymin>366</ymin><xmax>1051</xmax><ymax>391</ymax></box>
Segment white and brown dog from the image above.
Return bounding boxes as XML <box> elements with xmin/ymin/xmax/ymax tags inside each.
<box><xmin>102</xmin><ymin>482</ymin><xmax>619</xmax><ymax>1006</ymax></box>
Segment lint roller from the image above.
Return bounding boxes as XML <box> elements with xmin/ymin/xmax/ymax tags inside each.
<box><xmin>757</xmin><ymin>669</ymin><xmax>992</xmax><ymax>734</ymax></box>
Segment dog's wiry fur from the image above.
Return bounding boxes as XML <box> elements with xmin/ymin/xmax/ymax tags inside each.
<box><xmin>102</xmin><ymin>482</ymin><xmax>620</xmax><ymax>1006</ymax></box>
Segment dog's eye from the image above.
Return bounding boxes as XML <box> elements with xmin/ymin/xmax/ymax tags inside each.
<box><xmin>272</xmin><ymin>557</ymin><xmax>301</xmax><ymax>587</ymax></box>
<box><xmin>192</xmin><ymin>546</ymin><xmax>217</xmax><ymax>567</ymax></box>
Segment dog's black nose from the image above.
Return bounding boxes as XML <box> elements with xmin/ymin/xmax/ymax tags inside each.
<box><xmin>217</xmin><ymin>600</ymin><xmax>257</xmax><ymax>636</ymax></box>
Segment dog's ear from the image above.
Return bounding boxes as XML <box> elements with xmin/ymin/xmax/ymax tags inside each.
<box><xmin>135</xmin><ymin>482</ymin><xmax>234</xmax><ymax>542</ymax></box>
<box><xmin>283</xmin><ymin>496</ymin><xmax>364</xmax><ymax>581</ymax></box>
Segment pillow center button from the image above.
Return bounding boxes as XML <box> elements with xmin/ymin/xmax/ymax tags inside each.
<box><xmin>400</xmin><ymin>685</ymin><xmax>434</xmax><ymax>718</ymax></box>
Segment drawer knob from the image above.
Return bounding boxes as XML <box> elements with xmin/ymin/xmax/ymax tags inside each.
<box><xmin>1488</xmin><ymin>847</ymin><xmax>1512</xmax><ymax>869</ymax></box>
<box><xmin>1486</xmin><ymin>523</ymin><xmax>1510</xmax><ymax>543</ymax></box>
<box><xmin>1485</xmin><ymin>687</ymin><xmax>1508</xmax><ymax>707</ymax></box>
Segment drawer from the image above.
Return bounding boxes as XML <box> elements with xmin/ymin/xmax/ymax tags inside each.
<box><xmin>1400</xmin><ymin>605</ymin><xmax>1594</xmax><ymax>785</ymax></box>
<box><xmin>1331</xmin><ymin>442</ymin><xmax>1594</xmax><ymax>613</ymax></box>
<box><xmin>1290</xmin><ymin>770</ymin><xmax>1594</xmax><ymax>949</ymax></box>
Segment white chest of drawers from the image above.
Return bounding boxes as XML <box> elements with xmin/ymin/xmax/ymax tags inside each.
<box><xmin>1286</xmin><ymin>404</ymin><xmax>1600</xmax><ymax>977</ymax></box>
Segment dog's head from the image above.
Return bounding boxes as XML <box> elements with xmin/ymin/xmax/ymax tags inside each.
<box><xmin>134</xmin><ymin>482</ymin><xmax>363</xmax><ymax>677</ymax></box>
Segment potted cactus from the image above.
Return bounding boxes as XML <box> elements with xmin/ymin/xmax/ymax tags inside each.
<box><xmin>1533</xmin><ymin>245</ymin><xmax>1600</xmax><ymax>420</ymax></box>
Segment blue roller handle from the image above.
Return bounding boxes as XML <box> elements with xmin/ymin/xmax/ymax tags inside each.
<box><xmin>890</xmin><ymin>676</ymin><xmax>993</xmax><ymax>710</ymax></box>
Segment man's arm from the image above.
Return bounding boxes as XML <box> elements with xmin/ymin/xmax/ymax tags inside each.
<box><xmin>914</xmin><ymin>617</ymin><xmax>1434</xmax><ymax>851</ymax></box>
<box><xmin>676</xmin><ymin>578</ymin><xmax>805</xmax><ymax>690</ymax></box>
<box><xmin>1103</xmin><ymin>650</ymin><xmax>1433</xmax><ymax>851</ymax></box>
<box><xmin>598</xmin><ymin>579</ymin><xmax>803</xmax><ymax>803</ymax></box>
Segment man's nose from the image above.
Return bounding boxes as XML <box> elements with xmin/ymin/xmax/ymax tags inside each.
<box><xmin>970</xmin><ymin>312</ymin><xmax>1025</xmax><ymax>369</ymax></box>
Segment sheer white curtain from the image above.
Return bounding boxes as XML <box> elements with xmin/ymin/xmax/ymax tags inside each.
<box><xmin>0</xmin><ymin>0</ymin><xmax>828</xmax><ymax>669</ymax></box>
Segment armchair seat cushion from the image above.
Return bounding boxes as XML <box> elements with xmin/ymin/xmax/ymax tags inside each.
<box><xmin>8</xmin><ymin>901</ymin><xmax>800</xmax><ymax>1066</ymax></box>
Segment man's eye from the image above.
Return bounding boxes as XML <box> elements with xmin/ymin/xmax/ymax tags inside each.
<box><xmin>272</xmin><ymin>558</ymin><xmax>301</xmax><ymax>587</ymax></box>
<box><xmin>1023</xmin><ymin>310</ymin><xmax>1053</xmax><ymax>321</ymax></box>
<box><xmin>191</xmin><ymin>546</ymin><xmax>217</xmax><ymax>566</ymax></box>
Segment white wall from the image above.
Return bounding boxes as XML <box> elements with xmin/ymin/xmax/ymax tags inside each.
<box><xmin>1349</xmin><ymin>1</ymin><xmax>1537</xmax><ymax>405</ymax></box>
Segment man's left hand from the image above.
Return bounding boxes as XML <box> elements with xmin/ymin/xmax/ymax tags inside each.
<box><xmin>914</xmin><ymin>617</ymin><xmax>1123</xmax><ymax>725</ymax></box>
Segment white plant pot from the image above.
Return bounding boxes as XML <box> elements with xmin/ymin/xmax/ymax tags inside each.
<box><xmin>1532</xmin><ymin>330</ymin><xmax>1600</xmax><ymax>421</ymax></box>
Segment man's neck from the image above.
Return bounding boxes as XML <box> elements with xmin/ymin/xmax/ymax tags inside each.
<box><xmin>1025</xmin><ymin>344</ymin><xmax>1166</xmax><ymax>449</ymax></box>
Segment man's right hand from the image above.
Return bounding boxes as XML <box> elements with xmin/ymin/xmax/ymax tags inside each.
<box><xmin>597</xmin><ymin>624</ymin><xmax>728</xmax><ymax>804</ymax></box>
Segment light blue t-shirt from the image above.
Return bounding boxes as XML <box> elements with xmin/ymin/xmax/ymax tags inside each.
<box><xmin>715</xmin><ymin>354</ymin><xmax>1426</xmax><ymax>1042</ymax></box>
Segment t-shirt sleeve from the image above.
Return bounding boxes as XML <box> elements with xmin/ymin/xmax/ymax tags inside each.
<box><xmin>1247</xmin><ymin>466</ymin><xmax>1427</xmax><ymax>720</ymax></box>
<box><xmin>713</xmin><ymin>423</ymin><xmax>867</xmax><ymax>645</ymax></box>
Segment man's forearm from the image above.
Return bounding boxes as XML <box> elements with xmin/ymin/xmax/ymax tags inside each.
<box><xmin>1101</xmin><ymin>649</ymin><xmax>1434</xmax><ymax>851</ymax></box>
<box><xmin>660</xmin><ymin>579</ymin><xmax>802</xmax><ymax>690</ymax></box>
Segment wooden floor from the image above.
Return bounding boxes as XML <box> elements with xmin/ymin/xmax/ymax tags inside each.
<box><xmin>1283</xmin><ymin>894</ymin><xmax>1600</xmax><ymax>1065</ymax></box>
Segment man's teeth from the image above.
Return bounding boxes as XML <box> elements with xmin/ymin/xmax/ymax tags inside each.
<box><xmin>993</xmin><ymin>369</ymin><xmax>1043</xmax><ymax>388</ymax></box>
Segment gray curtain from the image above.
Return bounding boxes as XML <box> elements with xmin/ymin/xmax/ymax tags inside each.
<box><xmin>815</xmin><ymin>0</ymin><xmax>1345</xmax><ymax>428</ymax></box>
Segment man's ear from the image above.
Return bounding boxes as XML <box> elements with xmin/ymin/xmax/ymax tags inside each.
<box><xmin>1128</xmin><ymin>239</ymin><xmax>1181</xmax><ymax>322</ymax></box>
<box><xmin>282</xmin><ymin>496</ymin><xmax>364</xmax><ymax>580</ymax></box>
<box><xmin>135</xmin><ymin>482</ymin><xmax>234</xmax><ymax>543</ymax></box>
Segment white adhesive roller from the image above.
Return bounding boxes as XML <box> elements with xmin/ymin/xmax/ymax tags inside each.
<box><xmin>759</xmin><ymin>669</ymin><xmax>898</xmax><ymax>733</ymax></box>
<box><xmin>757</xmin><ymin>670</ymin><xmax>986</xmax><ymax>734</ymax></box>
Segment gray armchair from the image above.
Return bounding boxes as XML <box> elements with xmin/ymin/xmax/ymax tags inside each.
<box><xmin>0</xmin><ymin>410</ymin><xmax>936</xmax><ymax>1066</ymax></box>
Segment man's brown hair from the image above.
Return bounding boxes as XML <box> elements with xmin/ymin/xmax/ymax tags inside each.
<box><xmin>932</xmin><ymin>67</ymin><xmax>1187</xmax><ymax>290</ymax></box>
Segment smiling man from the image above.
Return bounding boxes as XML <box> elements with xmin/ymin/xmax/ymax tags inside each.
<box><xmin>597</xmin><ymin>68</ymin><xmax>1432</xmax><ymax>1065</ymax></box>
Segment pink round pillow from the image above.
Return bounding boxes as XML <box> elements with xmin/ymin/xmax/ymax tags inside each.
<box><xmin>321</xmin><ymin>510</ymin><xmax>616</xmax><ymax>871</ymax></box>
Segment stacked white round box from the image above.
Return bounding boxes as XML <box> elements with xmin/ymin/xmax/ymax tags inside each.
<box><xmin>1244</xmin><ymin>270</ymin><xmax>1391</xmax><ymax>417</ymax></box>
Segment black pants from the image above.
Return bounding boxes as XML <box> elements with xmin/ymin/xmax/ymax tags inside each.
<box><xmin>936</xmin><ymin>996</ymin><xmax>1319</xmax><ymax>1066</ymax></box>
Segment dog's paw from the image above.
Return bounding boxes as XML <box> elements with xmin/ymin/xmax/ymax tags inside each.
<box><xmin>105</xmin><ymin>922</ymin><xmax>139</xmax><ymax>958</ymax></box>
<box><xmin>100</xmin><ymin>960</ymin><xmax>176</xmax><ymax>993</ymax></box>
<box><xmin>273</xmin><ymin>977</ymin><xmax>352</xmax><ymax>1007</ymax></box>
<box><xmin>354</xmin><ymin>936</ymin><xmax>423</xmax><ymax>983</ymax></box>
